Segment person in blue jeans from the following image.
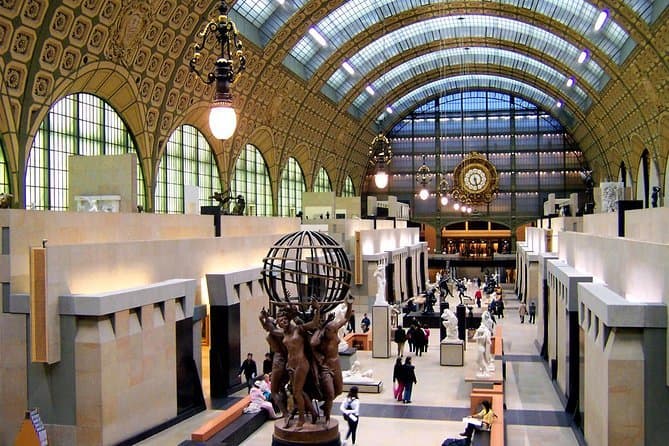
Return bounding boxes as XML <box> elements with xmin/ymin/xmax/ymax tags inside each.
<box><xmin>402</xmin><ymin>356</ymin><xmax>417</xmax><ymax>403</ymax></box>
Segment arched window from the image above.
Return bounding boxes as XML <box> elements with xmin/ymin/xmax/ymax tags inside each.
<box><xmin>25</xmin><ymin>93</ymin><xmax>145</xmax><ymax>210</ymax></box>
<box><xmin>0</xmin><ymin>138</ymin><xmax>9</xmax><ymax>194</ymax></box>
<box><xmin>314</xmin><ymin>167</ymin><xmax>332</xmax><ymax>192</ymax></box>
<box><xmin>342</xmin><ymin>175</ymin><xmax>355</xmax><ymax>197</ymax></box>
<box><xmin>637</xmin><ymin>149</ymin><xmax>650</xmax><ymax>207</ymax></box>
<box><xmin>231</xmin><ymin>144</ymin><xmax>273</xmax><ymax>216</ymax></box>
<box><xmin>279</xmin><ymin>157</ymin><xmax>306</xmax><ymax>216</ymax></box>
<box><xmin>155</xmin><ymin>125</ymin><xmax>221</xmax><ymax>213</ymax></box>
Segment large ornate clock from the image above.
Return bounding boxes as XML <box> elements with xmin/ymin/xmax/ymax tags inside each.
<box><xmin>450</xmin><ymin>152</ymin><xmax>499</xmax><ymax>205</ymax></box>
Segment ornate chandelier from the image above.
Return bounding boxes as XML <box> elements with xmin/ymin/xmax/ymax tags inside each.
<box><xmin>368</xmin><ymin>133</ymin><xmax>393</xmax><ymax>189</ymax></box>
<box><xmin>189</xmin><ymin>0</ymin><xmax>246</xmax><ymax>140</ymax></box>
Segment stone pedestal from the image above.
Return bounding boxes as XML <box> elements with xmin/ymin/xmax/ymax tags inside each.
<box><xmin>343</xmin><ymin>380</ymin><xmax>383</xmax><ymax>393</ymax></box>
<box><xmin>272</xmin><ymin>419</ymin><xmax>340</xmax><ymax>446</ymax></box>
<box><xmin>372</xmin><ymin>305</ymin><xmax>390</xmax><ymax>358</ymax></box>
<box><xmin>440</xmin><ymin>339</ymin><xmax>464</xmax><ymax>366</ymax></box>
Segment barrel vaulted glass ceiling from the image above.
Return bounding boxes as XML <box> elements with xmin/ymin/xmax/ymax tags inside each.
<box><xmin>287</xmin><ymin>0</ymin><xmax>631</xmax><ymax>76</ymax></box>
<box><xmin>348</xmin><ymin>47</ymin><xmax>592</xmax><ymax>117</ymax></box>
<box><xmin>327</xmin><ymin>24</ymin><xmax>608</xmax><ymax>102</ymax></box>
<box><xmin>230</xmin><ymin>0</ymin><xmax>667</xmax><ymax>128</ymax></box>
<box><xmin>382</xmin><ymin>75</ymin><xmax>572</xmax><ymax>126</ymax></box>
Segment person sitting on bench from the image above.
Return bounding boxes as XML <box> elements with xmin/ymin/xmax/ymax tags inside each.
<box><xmin>460</xmin><ymin>400</ymin><xmax>496</xmax><ymax>439</ymax></box>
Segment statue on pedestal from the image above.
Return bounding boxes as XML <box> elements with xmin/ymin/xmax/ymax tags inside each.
<box><xmin>373</xmin><ymin>263</ymin><xmax>387</xmax><ymax>306</ymax></box>
<box><xmin>652</xmin><ymin>186</ymin><xmax>661</xmax><ymax>208</ymax></box>
<box><xmin>473</xmin><ymin>325</ymin><xmax>492</xmax><ymax>377</ymax></box>
<box><xmin>601</xmin><ymin>182</ymin><xmax>624</xmax><ymax>212</ymax></box>
<box><xmin>334</xmin><ymin>302</ymin><xmax>352</xmax><ymax>352</ymax></box>
<box><xmin>441</xmin><ymin>308</ymin><xmax>459</xmax><ymax>340</ymax></box>
<box><xmin>260</xmin><ymin>230</ymin><xmax>353</xmax><ymax>445</ymax></box>
<box><xmin>342</xmin><ymin>360</ymin><xmax>376</xmax><ymax>383</ymax></box>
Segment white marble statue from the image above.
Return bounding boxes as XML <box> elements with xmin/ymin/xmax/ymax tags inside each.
<box><xmin>473</xmin><ymin>325</ymin><xmax>492</xmax><ymax>377</ymax></box>
<box><xmin>601</xmin><ymin>181</ymin><xmax>624</xmax><ymax>213</ymax></box>
<box><xmin>478</xmin><ymin>313</ymin><xmax>495</xmax><ymax>372</ymax></box>
<box><xmin>342</xmin><ymin>360</ymin><xmax>377</xmax><ymax>383</ymax></box>
<box><xmin>441</xmin><ymin>308</ymin><xmax>459</xmax><ymax>340</ymax></box>
<box><xmin>334</xmin><ymin>303</ymin><xmax>351</xmax><ymax>352</ymax></box>
<box><xmin>481</xmin><ymin>311</ymin><xmax>495</xmax><ymax>334</ymax></box>
<box><xmin>373</xmin><ymin>263</ymin><xmax>387</xmax><ymax>306</ymax></box>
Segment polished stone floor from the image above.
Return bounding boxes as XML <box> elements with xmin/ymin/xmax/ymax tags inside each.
<box><xmin>138</xmin><ymin>291</ymin><xmax>581</xmax><ymax>446</ymax></box>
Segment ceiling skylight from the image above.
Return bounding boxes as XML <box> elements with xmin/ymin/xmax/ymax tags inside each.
<box><xmin>374</xmin><ymin>75</ymin><xmax>573</xmax><ymax>127</ymax></box>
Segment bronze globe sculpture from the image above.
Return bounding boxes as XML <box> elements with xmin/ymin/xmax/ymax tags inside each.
<box><xmin>259</xmin><ymin>231</ymin><xmax>353</xmax><ymax>445</ymax></box>
<box><xmin>261</xmin><ymin>230</ymin><xmax>351</xmax><ymax>314</ymax></box>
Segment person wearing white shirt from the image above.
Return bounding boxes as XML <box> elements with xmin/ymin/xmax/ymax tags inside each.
<box><xmin>340</xmin><ymin>386</ymin><xmax>360</xmax><ymax>445</ymax></box>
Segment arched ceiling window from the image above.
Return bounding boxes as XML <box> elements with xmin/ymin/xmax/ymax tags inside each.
<box><xmin>349</xmin><ymin>47</ymin><xmax>591</xmax><ymax>118</ymax></box>
<box><xmin>288</xmin><ymin>4</ymin><xmax>631</xmax><ymax>79</ymax></box>
<box><xmin>313</xmin><ymin>167</ymin><xmax>332</xmax><ymax>192</ymax></box>
<box><xmin>232</xmin><ymin>144</ymin><xmax>273</xmax><ymax>216</ymax></box>
<box><xmin>279</xmin><ymin>157</ymin><xmax>306</xmax><ymax>217</ymax></box>
<box><xmin>381</xmin><ymin>75</ymin><xmax>572</xmax><ymax>128</ymax></box>
<box><xmin>343</xmin><ymin>176</ymin><xmax>356</xmax><ymax>197</ymax></box>
<box><xmin>25</xmin><ymin>93</ymin><xmax>145</xmax><ymax>210</ymax></box>
<box><xmin>232</xmin><ymin>0</ymin><xmax>663</xmax><ymax>49</ymax></box>
<box><xmin>323</xmin><ymin>15</ymin><xmax>607</xmax><ymax>104</ymax></box>
<box><xmin>155</xmin><ymin>125</ymin><xmax>221</xmax><ymax>214</ymax></box>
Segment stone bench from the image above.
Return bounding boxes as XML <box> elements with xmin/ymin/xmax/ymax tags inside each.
<box><xmin>190</xmin><ymin>395</ymin><xmax>267</xmax><ymax>444</ymax></box>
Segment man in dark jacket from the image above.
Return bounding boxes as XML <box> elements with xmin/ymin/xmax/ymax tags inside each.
<box><xmin>394</xmin><ymin>325</ymin><xmax>407</xmax><ymax>357</ymax></box>
<box><xmin>238</xmin><ymin>352</ymin><xmax>257</xmax><ymax>393</ymax></box>
<box><xmin>402</xmin><ymin>356</ymin><xmax>417</xmax><ymax>403</ymax></box>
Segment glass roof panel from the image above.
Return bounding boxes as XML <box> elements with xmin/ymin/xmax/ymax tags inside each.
<box><xmin>324</xmin><ymin>16</ymin><xmax>607</xmax><ymax>101</ymax></box>
<box><xmin>286</xmin><ymin>0</ymin><xmax>631</xmax><ymax>79</ymax></box>
<box><xmin>232</xmin><ymin>0</ymin><xmax>308</xmax><ymax>45</ymax></box>
<box><xmin>373</xmin><ymin>75</ymin><xmax>572</xmax><ymax>126</ymax></box>
<box><xmin>623</xmin><ymin>0</ymin><xmax>654</xmax><ymax>23</ymax></box>
<box><xmin>348</xmin><ymin>47</ymin><xmax>591</xmax><ymax>116</ymax></box>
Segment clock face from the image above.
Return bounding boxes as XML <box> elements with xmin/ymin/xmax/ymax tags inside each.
<box><xmin>451</xmin><ymin>152</ymin><xmax>499</xmax><ymax>205</ymax></box>
<box><xmin>463</xmin><ymin>167</ymin><xmax>488</xmax><ymax>192</ymax></box>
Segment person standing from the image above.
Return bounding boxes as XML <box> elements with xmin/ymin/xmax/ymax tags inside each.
<box><xmin>528</xmin><ymin>301</ymin><xmax>536</xmax><ymax>324</ymax></box>
<box><xmin>475</xmin><ymin>288</ymin><xmax>482</xmax><ymax>308</ymax></box>
<box><xmin>238</xmin><ymin>352</ymin><xmax>258</xmax><ymax>393</ymax></box>
<box><xmin>414</xmin><ymin>325</ymin><xmax>425</xmax><ymax>357</ymax></box>
<box><xmin>407</xmin><ymin>324</ymin><xmax>416</xmax><ymax>353</ymax></box>
<box><xmin>393</xmin><ymin>357</ymin><xmax>405</xmax><ymax>401</ymax></box>
<box><xmin>262</xmin><ymin>352</ymin><xmax>273</xmax><ymax>376</ymax></box>
<box><xmin>361</xmin><ymin>313</ymin><xmax>371</xmax><ymax>333</ymax></box>
<box><xmin>518</xmin><ymin>302</ymin><xmax>527</xmax><ymax>324</ymax></box>
<box><xmin>496</xmin><ymin>296</ymin><xmax>505</xmax><ymax>318</ymax></box>
<box><xmin>340</xmin><ymin>386</ymin><xmax>360</xmax><ymax>445</ymax></box>
<box><xmin>422</xmin><ymin>323</ymin><xmax>430</xmax><ymax>353</ymax></box>
<box><xmin>347</xmin><ymin>310</ymin><xmax>356</xmax><ymax>333</ymax></box>
<box><xmin>402</xmin><ymin>356</ymin><xmax>417</xmax><ymax>403</ymax></box>
<box><xmin>394</xmin><ymin>325</ymin><xmax>407</xmax><ymax>357</ymax></box>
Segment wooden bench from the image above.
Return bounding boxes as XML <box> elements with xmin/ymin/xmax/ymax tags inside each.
<box><xmin>490</xmin><ymin>326</ymin><xmax>503</xmax><ymax>357</ymax></box>
<box><xmin>191</xmin><ymin>395</ymin><xmax>253</xmax><ymax>442</ymax></box>
<box><xmin>343</xmin><ymin>332</ymin><xmax>372</xmax><ymax>350</ymax></box>
<box><xmin>469</xmin><ymin>386</ymin><xmax>504</xmax><ymax>446</ymax></box>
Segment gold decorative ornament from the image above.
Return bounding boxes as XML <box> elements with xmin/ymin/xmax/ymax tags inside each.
<box><xmin>450</xmin><ymin>152</ymin><xmax>498</xmax><ymax>205</ymax></box>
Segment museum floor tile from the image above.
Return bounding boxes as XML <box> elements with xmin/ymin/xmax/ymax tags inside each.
<box><xmin>137</xmin><ymin>294</ymin><xmax>581</xmax><ymax>446</ymax></box>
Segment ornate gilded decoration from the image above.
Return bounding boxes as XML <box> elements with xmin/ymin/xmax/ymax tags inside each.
<box><xmin>450</xmin><ymin>152</ymin><xmax>499</xmax><ymax>205</ymax></box>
